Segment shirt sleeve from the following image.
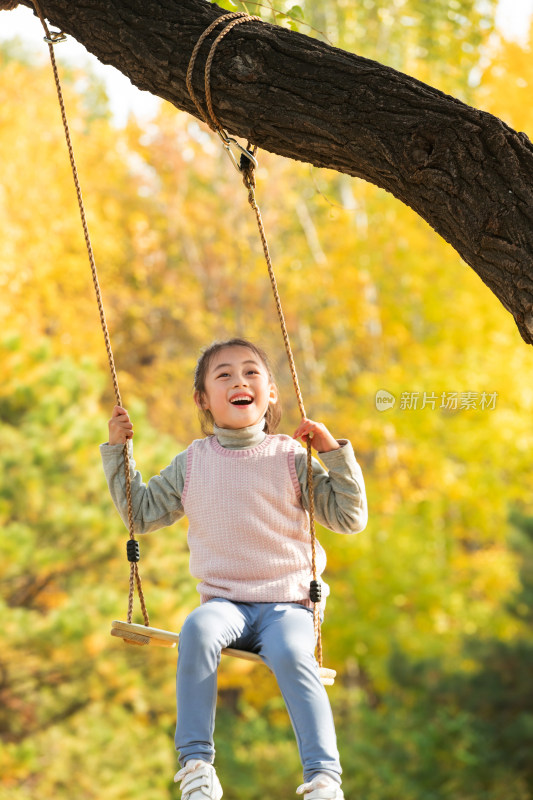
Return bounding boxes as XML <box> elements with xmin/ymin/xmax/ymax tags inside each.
<box><xmin>99</xmin><ymin>441</ymin><xmax>187</xmax><ymax>534</ymax></box>
<box><xmin>295</xmin><ymin>439</ymin><xmax>368</xmax><ymax>534</ymax></box>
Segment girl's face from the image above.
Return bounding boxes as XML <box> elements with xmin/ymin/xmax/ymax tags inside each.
<box><xmin>195</xmin><ymin>345</ymin><xmax>278</xmax><ymax>430</ymax></box>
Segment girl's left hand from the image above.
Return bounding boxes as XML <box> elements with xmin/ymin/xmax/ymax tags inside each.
<box><xmin>293</xmin><ymin>417</ymin><xmax>341</xmax><ymax>453</ymax></box>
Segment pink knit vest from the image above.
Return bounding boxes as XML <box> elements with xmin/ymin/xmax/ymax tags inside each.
<box><xmin>182</xmin><ymin>434</ymin><xmax>328</xmax><ymax>605</ymax></box>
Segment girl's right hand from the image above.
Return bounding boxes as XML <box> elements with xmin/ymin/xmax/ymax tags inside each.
<box><xmin>108</xmin><ymin>405</ymin><xmax>134</xmax><ymax>445</ymax></box>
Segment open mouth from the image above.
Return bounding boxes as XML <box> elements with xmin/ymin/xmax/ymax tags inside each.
<box><xmin>230</xmin><ymin>396</ymin><xmax>254</xmax><ymax>406</ymax></box>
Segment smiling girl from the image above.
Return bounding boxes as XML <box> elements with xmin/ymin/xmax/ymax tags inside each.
<box><xmin>100</xmin><ymin>337</ymin><xmax>367</xmax><ymax>800</ymax></box>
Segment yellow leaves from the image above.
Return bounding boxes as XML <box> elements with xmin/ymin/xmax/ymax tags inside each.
<box><xmin>478</xmin><ymin>31</ymin><xmax>533</xmax><ymax>137</ymax></box>
<box><xmin>84</xmin><ymin>629</ymin><xmax>109</xmax><ymax>657</ymax></box>
<box><xmin>453</xmin><ymin>545</ymin><xmax>520</xmax><ymax>609</ymax></box>
<box><xmin>217</xmin><ymin>654</ymin><xmax>257</xmax><ymax>697</ymax></box>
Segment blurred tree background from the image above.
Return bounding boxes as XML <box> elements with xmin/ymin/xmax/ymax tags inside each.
<box><xmin>1</xmin><ymin>1</ymin><xmax>533</xmax><ymax>798</ymax></box>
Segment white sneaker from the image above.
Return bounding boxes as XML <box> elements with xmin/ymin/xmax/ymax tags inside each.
<box><xmin>296</xmin><ymin>775</ymin><xmax>344</xmax><ymax>800</ymax></box>
<box><xmin>174</xmin><ymin>759</ymin><xmax>223</xmax><ymax>800</ymax></box>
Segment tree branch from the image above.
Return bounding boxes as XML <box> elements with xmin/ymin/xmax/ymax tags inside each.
<box><xmin>13</xmin><ymin>0</ymin><xmax>533</xmax><ymax>343</ymax></box>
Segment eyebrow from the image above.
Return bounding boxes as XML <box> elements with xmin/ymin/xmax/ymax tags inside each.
<box><xmin>212</xmin><ymin>359</ymin><xmax>260</xmax><ymax>370</ymax></box>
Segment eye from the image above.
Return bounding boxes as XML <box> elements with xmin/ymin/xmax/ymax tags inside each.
<box><xmin>216</xmin><ymin>372</ymin><xmax>230</xmax><ymax>379</ymax></box>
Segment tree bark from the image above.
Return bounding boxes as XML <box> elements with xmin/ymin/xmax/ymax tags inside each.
<box><xmin>14</xmin><ymin>0</ymin><xmax>533</xmax><ymax>344</ymax></box>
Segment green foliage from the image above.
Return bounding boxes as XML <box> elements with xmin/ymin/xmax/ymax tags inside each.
<box><xmin>0</xmin><ymin>336</ymin><xmax>193</xmax><ymax>798</ymax></box>
<box><xmin>378</xmin><ymin>513</ymin><xmax>533</xmax><ymax>798</ymax></box>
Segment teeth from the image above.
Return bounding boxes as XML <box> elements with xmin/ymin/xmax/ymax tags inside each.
<box><xmin>231</xmin><ymin>397</ymin><xmax>253</xmax><ymax>405</ymax></box>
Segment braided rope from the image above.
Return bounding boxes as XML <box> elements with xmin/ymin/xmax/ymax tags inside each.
<box><xmin>31</xmin><ymin>0</ymin><xmax>149</xmax><ymax>628</ymax></box>
<box><xmin>241</xmin><ymin>160</ymin><xmax>322</xmax><ymax>661</ymax></box>
<box><xmin>0</xmin><ymin>1</ymin><xmax>20</xmax><ymax>10</ymax></box>
<box><xmin>187</xmin><ymin>14</ymin><xmax>323</xmax><ymax>663</ymax></box>
<box><xmin>188</xmin><ymin>13</ymin><xmax>247</xmax><ymax>129</ymax></box>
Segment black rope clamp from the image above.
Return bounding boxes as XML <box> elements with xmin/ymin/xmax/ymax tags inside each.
<box><xmin>310</xmin><ymin>580</ymin><xmax>322</xmax><ymax>603</ymax></box>
<box><xmin>126</xmin><ymin>539</ymin><xmax>140</xmax><ymax>563</ymax></box>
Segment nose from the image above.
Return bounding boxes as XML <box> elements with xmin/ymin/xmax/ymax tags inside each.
<box><xmin>233</xmin><ymin>372</ymin><xmax>249</xmax><ymax>387</ymax></box>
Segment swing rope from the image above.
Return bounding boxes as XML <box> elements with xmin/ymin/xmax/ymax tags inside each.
<box><xmin>30</xmin><ymin>0</ymin><xmax>150</xmax><ymax>628</ymax></box>
<box><xmin>187</xmin><ymin>13</ymin><xmax>323</xmax><ymax>665</ymax></box>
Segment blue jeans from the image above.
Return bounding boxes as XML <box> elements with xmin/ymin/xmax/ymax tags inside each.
<box><xmin>175</xmin><ymin>599</ymin><xmax>342</xmax><ymax>784</ymax></box>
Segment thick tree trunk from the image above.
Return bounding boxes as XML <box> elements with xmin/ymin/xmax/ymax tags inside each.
<box><xmin>13</xmin><ymin>0</ymin><xmax>533</xmax><ymax>343</ymax></box>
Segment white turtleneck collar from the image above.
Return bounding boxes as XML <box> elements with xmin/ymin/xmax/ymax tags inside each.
<box><xmin>213</xmin><ymin>418</ymin><xmax>267</xmax><ymax>450</ymax></box>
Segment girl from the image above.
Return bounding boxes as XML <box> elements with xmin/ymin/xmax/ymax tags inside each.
<box><xmin>101</xmin><ymin>338</ymin><xmax>367</xmax><ymax>800</ymax></box>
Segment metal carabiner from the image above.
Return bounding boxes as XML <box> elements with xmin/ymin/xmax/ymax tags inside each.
<box><xmin>44</xmin><ymin>30</ymin><xmax>67</xmax><ymax>45</ymax></box>
<box><xmin>216</xmin><ymin>128</ymin><xmax>258</xmax><ymax>173</ymax></box>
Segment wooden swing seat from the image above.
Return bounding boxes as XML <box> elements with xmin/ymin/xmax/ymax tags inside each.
<box><xmin>111</xmin><ymin>620</ymin><xmax>336</xmax><ymax>686</ymax></box>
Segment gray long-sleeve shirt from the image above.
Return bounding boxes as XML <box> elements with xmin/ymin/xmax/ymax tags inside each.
<box><xmin>100</xmin><ymin>421</ymin><xmax>368</xmax><ymax>537</ymax></box>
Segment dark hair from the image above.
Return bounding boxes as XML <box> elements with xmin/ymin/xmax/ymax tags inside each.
<box><xmin>194</xmin><ymin>338</ymin><xmax>282</xmax><ymax>436</ymax></box>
